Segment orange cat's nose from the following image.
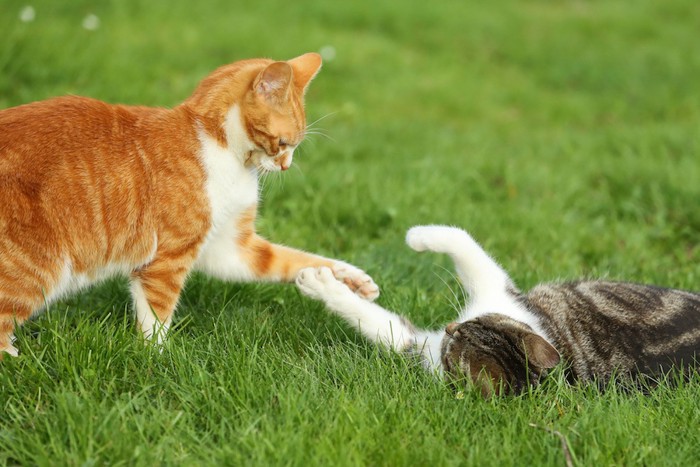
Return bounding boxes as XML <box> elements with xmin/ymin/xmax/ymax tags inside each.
<box><xmin>278</xmin><ymin>152</ymin><xmax>292</xmax><ymax>171</ymax></box>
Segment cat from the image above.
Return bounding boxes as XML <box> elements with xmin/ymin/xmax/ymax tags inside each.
<box><xmin>0</xmin><ymin>53</ymin><xmax>379</xmax><ymax>359</ymax></box>
<box><xmin>296</xmin><ymin>225</ymin><xmax>700</xmax><ymax>396</ymax></box>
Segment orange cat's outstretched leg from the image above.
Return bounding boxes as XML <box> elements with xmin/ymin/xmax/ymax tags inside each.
<box><xmin>130</xmin><ymin>250</ymin><xmax>197</xmax><ymax>344</ymax></box>
<box><xmin>240</xmin><ymin>235</ymin><xmax>380</xmax><ymax>300</ymax></box>
<box><xmin>208</xmin><ymin>206</ymin><xmax>380</xmax><ymax>300</ymax></box>
<box><xmin>0</xmin><ymin>300</ymin><xmax>32</xmax><ymax>359</ymax></box>
<box><xmin>195</xmin><ymin>205</ymin><xmax>379</xmax><ymax>299</ymax></box>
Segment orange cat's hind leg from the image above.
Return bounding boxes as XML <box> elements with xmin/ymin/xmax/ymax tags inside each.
<box><xmin>0</xmin><ymin>300</ymin><xmax>32</xmax><ymax>359</ymax></box>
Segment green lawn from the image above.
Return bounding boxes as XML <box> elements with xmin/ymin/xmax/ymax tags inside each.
<box><xmin>2</xmin><ymin>0</ymin><xmax>700</xmax><ymax>465</ymax></box>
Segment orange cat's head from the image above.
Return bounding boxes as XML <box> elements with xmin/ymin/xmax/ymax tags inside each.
<box><xmin>186</xmin><ymin>53</ymin><xmax>323</xmax><ymax>173</ymax></box>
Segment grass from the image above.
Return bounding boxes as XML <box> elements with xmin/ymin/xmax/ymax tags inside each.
<box><xmin>1</xmin><ymin>0</ymin><xmax>700</xmax><ymax>464</ymax></box>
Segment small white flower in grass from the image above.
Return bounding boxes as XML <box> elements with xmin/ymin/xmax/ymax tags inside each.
<box><xmin>319</xmin><ymin>45</ymin><xmax>336</xmax><ymax>62</ymax></box>
<box><xmin>82</xmin><ymin>13</ymin><xmax>100</xmax><ymax>31</ymax></box>
<box><xmin>19</xmin><ymin>6</ymin><xmax>36</xmax><ymax>22</ymax></box>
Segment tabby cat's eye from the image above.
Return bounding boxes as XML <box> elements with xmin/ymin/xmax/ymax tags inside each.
<box><xmin>278</xmin><ymin>139</ymin><xmax>288</xmax><ymax>148</ymax></box>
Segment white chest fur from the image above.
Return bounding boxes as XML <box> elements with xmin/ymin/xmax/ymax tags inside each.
<box><xmin>193</xmin><ymin>105</ymin><xmax>260</xmax><ymax>280</ymax></box>
<box><xmin>197</xmin><ymin>105</ymin><xmax>259</xmax><ymax>233</ymax></box>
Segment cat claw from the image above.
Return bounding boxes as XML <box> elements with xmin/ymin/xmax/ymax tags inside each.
<box><xmin>331</xmin><ymin>262</ymin><xmax>380</xmax><ymax>301</ymax></box>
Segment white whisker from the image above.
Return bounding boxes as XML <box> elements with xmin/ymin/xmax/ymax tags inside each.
<box><xmin>276</xmin><ymin>170</ymin><xmax>285</xmax><ymax>191</ymax></box>
<box><xmin>304</xmin><ymin>130</ymin><xmax>336</xmax><ymax>142</ymax></box>
<box><xmin>258</xmin><ymin>170</ymin><xmax>270</xmax><ymax>194</ymax></box>
<box><xmin>302</xmin><ymin>111</ymin><xmax>337</xmax><ymax>144</ymax></box>
<box><xmin>435</xmin><ymin>266</ymin><xmax>468</xmax><ymax>315</ymax></box>
<box><xmin>304</xmin><ymin>128</ymin><xmax>331</xmax><ymax>135</ymax></box>
<box><xmin>291</xmin><ymin>148</ymin><xmax>307</xmax><ymax>179</ymax></box>
<box><xmin>300</xmin><ymin>135</ymin><xmax>318</xmax><ymax>148</ymax></box>
<box><xmin>306</xmin><ymin>111</ymin><xmax>339</xmax><ymax>130</ymax></box>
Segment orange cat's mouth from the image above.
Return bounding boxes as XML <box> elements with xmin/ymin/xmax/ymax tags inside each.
<box><xmin>245</xmin><ymin>148</ymin><xmax>293</xmax><ymax>173</ymax></box>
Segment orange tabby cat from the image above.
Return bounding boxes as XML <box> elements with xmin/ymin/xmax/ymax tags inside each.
<box><xmin>0</xmin><ymin>53</ymin><xmax>379</xmax><ymax>358</ymax></box>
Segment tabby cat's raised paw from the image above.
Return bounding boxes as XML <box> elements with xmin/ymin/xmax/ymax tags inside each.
<box><xmin>406</xmin><ymin>225</ymin><xmax>464</xmax><ymax>254</ymax></box>
<box><xmin>331</xmin><ymin>262</ymin><xmax>380</xmax><ymax>301</ymax></box>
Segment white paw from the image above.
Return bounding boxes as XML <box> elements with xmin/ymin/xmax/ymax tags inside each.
<box><xmin>406</xmin><ymin>225</ymin><xmax>440</xmax><ymax>251</ymax></box>
<box><xmin>139</xmin><ymin>320</ymin><xmax>170</xmax><ymax>350</ymax></box>
<box><xmin>331</xmin><ymin>261</ymin><xmax>380</xmax><ymax>301</ymax></box>
<box><xmin>297</xmin><ymin>267</ymin><xmax>352</xmax><ymax>301</ymax></box>
<box><xmin>406</xmin><ymin>225</ymin><xmax>463</xmax><ymax>253</ymax></box>
<box><xmin>405</xmin><ymin>226</ymin><xmax>433</xmax><ymax>252</ymax></box>
<box><xmin>1</xmin><ymin>343</ymin><xmax>19</xmax><ymax>358</ymax></box>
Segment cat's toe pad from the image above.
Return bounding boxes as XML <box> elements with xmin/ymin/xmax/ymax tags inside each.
<box><xmin>297</xmin><ymin>267</ymin><xmax>347</xmax><ymax>300</ymax></box>
<box><xmin>332</xmin><ymin>262</ymin><xmax>380</xmax><ymax>301</ymax></box>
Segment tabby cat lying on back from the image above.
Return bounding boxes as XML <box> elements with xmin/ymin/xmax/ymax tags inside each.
<box><xmin>0</xmin><ymin>53</ymin><xmax>379</xmax><ymax>358</ymax></box>
<box><xmin>297</xmin><ymin>225</ymin><xmax>699</xmax><ymax>396</ymax></box>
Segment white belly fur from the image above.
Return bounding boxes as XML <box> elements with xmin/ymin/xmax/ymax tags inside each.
<box><xmin>42</xmin><ymin>234</ymin><xmax>158</xmax><ymax>312</ymax></box>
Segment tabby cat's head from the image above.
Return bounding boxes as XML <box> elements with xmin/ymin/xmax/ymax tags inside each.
<box><xmin>440</xmin><ymin>315</ymin><xmax>560</xmax><ymax>397</ymax></box>
<box><xmin>187</xmin><ymin>53</ymin><xmax>323</xmax><ymax>173</ymax></box>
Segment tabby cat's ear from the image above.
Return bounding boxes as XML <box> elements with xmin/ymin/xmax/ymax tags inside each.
<box><xmin>287</xmin><ymin>53</ymin><xmax>322</xmax><ymax>95</ymax></box>
<box><xmin>522</xmin><ymin>334</ymin><xmax>560</xmax><ymax>369</ymax></box>
<box><xmin>254</xmin><ymin>62</ymin><xmax>293</xmax><ymax>105</ymax></box>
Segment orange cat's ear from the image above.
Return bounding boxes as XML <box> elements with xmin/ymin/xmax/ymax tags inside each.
<box><xmin>254</xmin><ymin>61</ymin><xmax>293</xmax><ymax>105</ymax></box>
<box><xmin>287</xmin><ymin>53</ymin><xmax>322</xmax><ymax>95</ymax></box>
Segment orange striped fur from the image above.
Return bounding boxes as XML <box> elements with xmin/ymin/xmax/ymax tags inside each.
<box><xmin>0</xmin><ymin>53</ymin><xmax>378</xmax><ymax>358</ymax></box>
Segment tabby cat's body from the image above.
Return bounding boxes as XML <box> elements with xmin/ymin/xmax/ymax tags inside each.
<box><xmin>527</xmin><ymin>281</ymin><xmax>700</xmax><ymax>382</ymax></box>
<box><xmin>0</xmin><ymin>53</ymin><xmax>378</xmax><ymax>358</ymax></box>
<box><xmin>297</xmin><ymin>225</ymin><xmax>700</xmax><ymax>396</ymax></box>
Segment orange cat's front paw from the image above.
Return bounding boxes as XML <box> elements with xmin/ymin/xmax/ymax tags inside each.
<box><xmin>331</xmin><ymin>262</ymin><xmax>380</xmax><ymax>301</ymax></box>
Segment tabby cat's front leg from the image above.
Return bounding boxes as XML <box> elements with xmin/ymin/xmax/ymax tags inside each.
<box><xmin>296</xmin><ymin>267</ymin><xmax>415</xmax><ymax>351</ymax></box>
